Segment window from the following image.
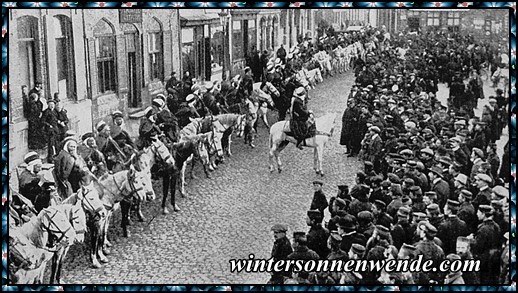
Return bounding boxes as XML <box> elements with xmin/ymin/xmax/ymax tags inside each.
<box><xmin>447</xmin><ymin>12</ymin><xmax>460</xmax><ymax>26</ymax></box>
<box><xmin>232</xmin><ymin>20</ymin><xmax>243</xmax><ymax>60</ymax></box>
<box><xmin>54</xmin><ymin>15</ymin><xmax>77</xmax><ymax>100</ymax></box>
<box><xmin>94</xmin><ymin>19</ymin><xmax>117</xmax><ymax>94</ymax></box>
<box><xmin>148</xmin><ymin>18</ymin><xmax>163</xmax><ymax>81</ymax></box>
<box><xmin>17</xmin><ymin>16</ymin><xmax>38</xmax><ymax>90</ymax></box>
<box><xmin>427</xmin><ymin>12</ymin><xmax>440</xmax><ymax>26</ymax></box>
<box><xmin>181</xmin><ymin>27</ymin><xmax>195</xmax><ymax>76</ymax></box>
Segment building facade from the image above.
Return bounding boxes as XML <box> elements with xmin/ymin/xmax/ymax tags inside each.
<box><xmin>8</xmin><ymin>9</ymin><xmax>182</xmax><ymax>172</ymax></box>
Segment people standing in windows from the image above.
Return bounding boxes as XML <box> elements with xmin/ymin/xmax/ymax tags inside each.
<box><xmin>40</xmin><ymin>98</ymin><xmax>60</xmax><ymax>163</ymax></box>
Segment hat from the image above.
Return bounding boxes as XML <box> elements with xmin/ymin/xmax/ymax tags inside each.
<box><xmin>438</xmin><ymin>156</ymin><xmax>453</xmax><ymax>167</ymax></box>
<box><xmin>424</xmin><ymin>191</ymin><xmax>437</xmax><ymax>199</ymax></box>
<box><xmin>401</xmin><ymin>195</ymin><xmax>413</xmax><ymax>206</ymax></box>
<box><xmin>478</xmin><ymin>205</ymin><xmax>493</xmax><ymax>214</ymax></box>
<box><xmin>152</xmin><ymin>98</ymin><xmax>165</xmax><ymax>108</ymax></box>
<box><xmin>381</xmin><ymin>180</ymin><xmax>391</xmax><ymax>188</ymax></box>
<box><xmin>337</xmin><ymin>184</ymin><xmax>349</xmax><ymax>191</ymax></box>
<box><xmin>96</xmin><ymin>121</ymin><xmax>107</xmax><ymax>132</ymax></box>
<box><xmin>375</xmin><ymin>225</ymin><xmax>391</xmax><ymax>238</ymax></box>
<box><xmin>81</xmin><ymin>132</ymin><xmax>95</xmax><ymax>142</ymax></box>
<box><xmin>338</xmin><ymin>216</ymin><xmax>357</xmax><ymax>231</ymax></box>
<box><xmin>112</xmin><ymin>110</ymin><xmax>123</xmax><ymax>120</ymax></box>
<box><xmin>62</xmin><ymin>136</ymin><xmax>78</xmax><ymax>148</ymax></box>
<box><xmin>370</xmin><ymin>176</ymin><xmax>383</xmax><ymax>184</ymax></box>
<box><xmin>404</xmin><ymin>160</ymin><xmax>417</xmax><ymax>168</ymax></box>
<box><xmin>64</xmin><ymin>130</ymin><xmax>76</xmax><ymax>138</ymax></box>
<box><xmin>413</xmin><ymin>212</ymin><xmax>428</xmax><ymax>221</ymax></box>
<box><xmin>275</xmin><ymin>58</ymin><xmax>282</xmax><ymax>65</ymax></box>
<box><xmin>294</xmin><ymin>87</ymin><xmax>306</xmax><ymax>98</ymax></box>
<box><xmin>370</xmin><ymin>126</ymin><xmax>381</xmax><ymax>134</ymax></box>
<box><xmin>364</xmin><ymin>161</ymin><xmax>374</xmax><ymax>168</ymax></box>
<box><xmin>492</xmin><ymin>186</ymin><xmax>508</xmax><ymax>199</ymax></box>
<box><xmin>186</xmin><ymin>94</ymin><xmax>197</xmax><ymax>104</ymax></box>
<box><xmin>454</xmin><ymin>174</ymin><xmax>469</xmax><ymax>186</ymax></box>
<box><xmin>313</xmin><ymin>180</ymin><xmax>324</xmax><ymax>186</ymax></box>
<box><xmin>357</xmin><ymin>211</ymin><xmax>374</xmax><ymax>223</ymax></box>
<box><xmin>387</xmin><ymin>173</ymin><xmax>401</xmax><ymax>184</ymax></box>
<box><xmin>329</xmin><ymin>232</ymin><xmax>342</xmax><ymax>243</ymax></box>
<box><xmin>334</xmin><ymin>197</ymin><xmax>347</xmax><ymax>208</ymax></box>
<box><xmin>447</xmin><ymin>199</ymin><xmax>461</xmax><ymax>210</ymax></box>
<box><xmin>429</xmin><ymin>166</ymin><xmax>444</xmax><ymax>178</ymax></box>
<box><xmin>307</xmin><ymin>209</ymin><xmax>323</xmax><ymax>220</ymax></box>
<box><xmin>156</xmin><ymin>94</ymin><xmax>166</xmax><ymax>101</ymax></box>
<box><xmin>490</xmin><ymin>200</ymin><xmax>503</xmax><ymax>209</ymax></box>
<box><xmin>271</xmin><ymin>224</ymin><xmax>288</xmax><ymax>233</ymax></box>
<box><xmin>403</xmin><ymin>178</ymin><xmax>415</xmax><ymax>186</ymax></box>
<box><xmin>472</xmin><ymin>148</ymin><xmax>484</xmax><ymax>158</ymax></box>
<box><xmin>454</xmin><ymin>120</ymin><xmax>466</xmax><ymax>126</ymax></box>
<box><xmin>397</xmin><ymin>206</ymin><xmax>411</xmax><ymax>218</ymax></box>
<box><xmin>427</xmin><ymin>203</ymin><xmax>440</xmax><ymax>213</ymax></box>
<box><xmin>418</xmin><ymin>221</ymin><xmax>437</xmax><ymax>235</ymax></box>
<box><xmin>47</xmin><ymin>99</ymin><xmax>56</xmax><ymax>104</ymax></box>
<box><xmin>475</xmin><ymin>173</ymin><xmax>492</xmax><ymax>184</ymax></box>
<box><xmin>287</xmin><ymin>53</ymin><xmax>294</xmax><ymax>60</ymax></box>
<box><xmin>350</xmin><ymin>243</ymin><xmax>366</xmax><ymax>256</ymax></box>
<box><xmin>24</xmin><ymin>151</ymin><xmax>41</xmax><ymax>165</ymax></box>
<box><xmin>293</xmin><ymin>232</ymin><xmax>307</xmax><ymax>242</ymax></box>
<box><xmin>446</xmin><ymin>254</ymin><xmax>461</xmax><ymax>261</ymax></box>
<box><xmin>267</xmin><ymin>62</ymin><xmax>275</xmax><ymax>72</ymax></box>
<box><xmin>373</xmin><ymin>200</ymin><xmax>387</xmax><ymax>210</ymax></box>
<box><xmin>399</xmin><ymin>149</ymin><xmax>414</xmax><ymax>157</ymax></box>
<box><xmin>144</xmin><ymin>106</ymin><xmax>154</xmax><ymax>117</ymax></box>
<box><xmin>489</xmin><ymin>98</ymin><xmax>497</xmax><ymax>104</ymax></box>
<box><xmin>459</xmin><ymin>189</ymin><xmax>473</xmax><ymax>200</ymax></box>
<box><xmin>401</xmin><ymin>243</ymin><xmax>417</xmax><ymax>252</ymax></box>
<box><xmin>449</xmin><ymin>137</ymin><xmax>461</xmax><ymax>144</ymax></box>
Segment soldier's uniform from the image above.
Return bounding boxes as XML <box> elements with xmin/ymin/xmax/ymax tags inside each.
<box><xmin>138</xmin><ymin>107</ymin><xmax>162</xmax><ymax>149</ymax></box>
<box><xmin>414</xmin><ymin>221</ymin><xmax>445</xmax><ymax>284</ymax></box>
<box><xmin>269</xmin><ymin>224</ymin><xmax>293</xmax><ymax>284</ymax></box>
<box><xmin>437</xmin><ymin>200</ymin><xmax>469</xmax><ymax>255</ymax></box>
<box><xmin>472</xmin><ymin>174</ymin><xmax>492</xmax><ymax>210</ymax></box>
<box><xmin>310</xmin><ymin>180</ymin><xmax>328</xmax><ymax>218</ymax></box>
<box><xmin>287</xmin><ymin>232</ymin><xmax>320</xmax><ymax>283</ymax></box>
<box><xmin>155</xmin><ymin>102</ymin><xmax>180</xmax><ymax>143</ymax></box>
<box><xmin>472</xmin><ymin>205</ymin><xmax>501</xmax><ymax>284</ymax></box>
<box><xmin>391</xmin><ymin>207</ymin><xmax>413</xmax><ymax>250</ymax></box>
<box><xmin>306</xmin><ymin>210</ymin><xmax>330</xmax><ymax>259</ymax></box>
<box><xmin>175</xmin><ymin>95</ymin><xmax>201</xmax><ymax>129</ymax></box>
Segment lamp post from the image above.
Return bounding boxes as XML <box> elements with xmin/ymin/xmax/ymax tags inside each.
<box><xmin>219</xmin><ymin>9</ymin><xmax>231</xmax><ymax>81</ymax></box>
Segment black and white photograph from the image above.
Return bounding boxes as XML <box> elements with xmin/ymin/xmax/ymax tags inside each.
<box><xmin>6</xmin><ymin>7</ymin><xmax>512</xmax><ymax>285</ymax></box>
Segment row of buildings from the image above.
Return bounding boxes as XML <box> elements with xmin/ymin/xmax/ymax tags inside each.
<box><xmin>8</xmin><ymin>8</ymin><xmax>509</xmax><ymax>170</ymax></box>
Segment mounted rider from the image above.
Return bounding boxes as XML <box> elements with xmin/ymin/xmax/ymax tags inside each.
<box><xmin>78</xmin><ymin>132</ymin><xmax>107</xmax><ymax>177</ymax></box>
<box><xmin>175</xmin><ymin>94</ymin><xmax>201</xmax><ymax>129</ymax></box>
<box><xmin>290</xmin><ymin>87</ymin><xmax>316</xmax><ymax>150</ymax></box>
<box><xmin>138</xmin><ymin>106</ymin><xmax>162</xmax><ymax>149</ymax></box>
<box><xmin>153</xmin><ymin>96</ymin><xmax>180</xmax><ymax>144</ymax></box>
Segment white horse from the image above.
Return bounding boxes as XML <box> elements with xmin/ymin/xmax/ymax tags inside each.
<box><xmin>268</xmin><ymin>112</ymin><xmax>338</xmax><ymax>176</ymax></box>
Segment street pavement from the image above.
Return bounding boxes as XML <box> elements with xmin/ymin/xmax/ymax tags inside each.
<box><xmin>57</xmin><ymin>70</ymin><xmax>509</xmax><ymax>284</ymax></box>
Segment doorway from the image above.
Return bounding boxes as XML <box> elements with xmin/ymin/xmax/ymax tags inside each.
<box><xmin>123</xmin><ymin>24</ymin><xmax>142</xmax><ymax>109</ymax></box>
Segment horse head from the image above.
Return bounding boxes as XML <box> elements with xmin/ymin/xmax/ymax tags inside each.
<box><xmin>68</xmin><ymin>200</ymin><xmax>87</xmax><ymax>244</ymax></box>
<box><xmin>75</xmin><ymin>182</ymin><xmax>106</xmax><ymax>224</ymax></box>
<box><xmin>134</xmin><ymin>164</ymin><xmax>155</xmax><ymax>201</ymax></box>
<box><xmin>126</xmin><ymin>166</ymin><xmax>147</xmax><ymax>203</ymax></box>
<box><xmin>40</xmin><ymin>207</ymin><xmax>77</xmax><ymax>248</ymax></box>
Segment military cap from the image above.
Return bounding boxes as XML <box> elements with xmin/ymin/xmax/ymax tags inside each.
<box><xmin>400</xmin><ymin>149</ymin><xmax>414</xmax><ymax>157</ymax></box>
<box><xmin>424</xmin><ymin>191</ymin><xmax>437</xmax><ymax>200</ymax></box>
<box><xmin>415</xmin><ymin>162</ymin><xmax>426</xmax><ymax>172</ymax></box>
<box><xmin>418</xmin><ymin>221</ymin><xmax>437</xmax><ymax>235</ymax></box>
<box><xmin>387</xmin><ymin>173</ymin><xmax>401</xmax><ymax>184</ymax></box>
<box><xmin>474</xmin><ymin>173</ymin><xmax>492</xmax><ymax>183</ymax></box>
<box><xmin>403</xmin><ymin>178</ymin><xmax>415</xmax><ymax>186</ymax></box>
<box><xmin>413</xmin><ymin>212</ymin><xmax>428</xmax><ymax>221</ymax></box>
<box><xmin>422</xmin><ymin>128</ymin><xmax>434</xmax><ymax>136</ymax></box>
<box><xmin>490</xmin><ymin>200</ymin><xmax>504</xmax><ymax>209</ymax></box>
<box><xmin>401</xmin><ymin>243</ymin><xmax>417</xmax><ymax>252</ymax></box>
<box><xmin>375</xmin><ymin>225</ymin><xmax>391</xmax><ymax>238</ymax></box>
<box><xmin>489</xmin><ymin>98</ymin><xmax>497</xmax><ymax>104</ymax></box>
<box><xmin>357</xmin><ymin>211</ymin><xmax>374</xmax><ymax>223</ymax></box>
<box><xmin>271</xmin><ymin>224</ymin><xmax>288</xmax><ymax>232</ymax></box>
<box><xmin>438</xmin><ymin>156</ymin><xmax>453</xmax><ymax>167</ymax></box>
<box><xmin>185</xmin><ymin>94</ymin><xmax>197</xmax><ymax>104</ymax></box>
<box><xmin>64</xmin><ymin>130</ymin><xmax>77</xmax><ymax>138</ymax></box>
<box><xmin>429</xmin><ymin>166</ymin><xmax>444</xmax><ymax>178</ymax></box>
<box><xmin>409</xmin><ymin>185</ymin><xmax>421</xmax><ymax>193</ymax></box>
<box><xmin>364</xmin><ymin>161</ymin><xmax>374</xmax><ymax>168</ymax></box>
<box><xmin>111</xmin><ymin>110</ymin><xmax>123</xmax><ymax>120</ymax></box>
<box><xmin>397</xmin><ymin>206</ymin><xmax>411</xmax><ymax>218</ymax></box>
<box><xmin>334</xmin><ymin>197</ymin><xmax>347</xmax><ymax>208</ymax></box>
<box><xmin>404</xmin><ymin>160</ymin><xmax>417</xmax><ymax>168</ymax></box>
<box><xmin>447</xmin><ymin>199</ymin><xmax>461</xmax><ymax>210</ymax></box>
<box><xmin>294</xmin><ymin>87</ymin><xmax>306</xmax><ymax>98</ymax></box>
<box><xmin>96</xmin><ymin>121</ymin><xmax>107</xmax><ymax>132</ymax></box>
<box><xmin>293</xmin><ymin>232</ymin><xmax>307</xmax><ymax>242</ymax></box>
<box><xmin>420</xmin><ymin>147</ymin><xmax>434</xmax><ymax>156</ymax></box>
<box><xmin>456</xmin><ymin>236</ymin><xmax>470</xmax><ymax>245</ymax></box>
<box><xmin>401</xmin><ymin>195</ymin><xmax>413</xmax><ymax>205</ymax></box>
<box><xmin>144</xmin><ymin>106</ymin><xmax>154</xmax><ymax>117</ymax></box>
<box><xmin>329</xmin><ymin>232</ymin><xmax>342</xmax><ymax>243</ymax></box>
<box><xmin>338</xmin><ymin>216</ymin><xmax>357</xmax><ymax>231</ymax></box>
<box><xmin>472</xmin><ymin>148</ymin><xmax>484</xmax><ymax>158</ymax></box>
<box><xmin>449</xmin><ymin>137</ymin><xmax>461</xmax><ymax>144</ymax></box>
<box><xmin>47</xmin><ymin>99</ymin><xmax>56</xmax><ymax>104</ymax></box>
<box><xmin>373</xmin><ymin>199</ymin><xmax>387</xmax><ymax>209</ymax></box>
<box><xmin>476</xmin><ymin>121</ymin><xmax>487</xmax><ymax>127</ymax></box>
<box><xmin>381</xmin><ymin>180</ymin><xmax>391</xmax><ymax>188</ymax></box>
<box><xmin>384</xmin><ymin>115</ymin><xmax>394</xmax><ymax>122</ymax></box>
<box><xmin>307</xmin><ymin>209</ymin><xmax>322</xmax><ymax>220</ymax></box>
<box><xmin>152</xmin><ymin>98</ymin><xmax>165</xmax><ymax>108</ymax></box>
<box><xmin>350</xmin><ymin>243</ymin><xmax>366</xmax><ymax>255</ymax></box>
<box><xmin>446</xmin><ymin>254</ymin><xmax>461</xmax><ymax>261</ymax></box>
<box><xmin>479</xmin><ymin>204</ymin><xmax>493</xmax><ymax>213</ymax></box>
<box><xmin>337</xmin><ymin>184</ymin><xmax>349</xmax><ymax>191</ymax></box>
<box><xmin>81</xmin><ymin>132</ymin><xmax>95</xmax><ymax>142</ymax></box>
<box><xmin>454</xmin><ymin>120</ymin><xmax>466</xmax><ymax>126</ymax></box>
<box><xmin>370</xmin><ymin>175</ymin><xmax>383</xmax><ymax>184</ymax></box>
<box><xmin>454</xmin><ymin>174</ymin><xmax>469</xmax><ymax>186</ymax></box>
<box><xmin>313</xmin><ymin>180</ymin><xmax>324</xmax><ymax>186</ymax></box>
<box><xmin>492</xmin><ymin>186</ymin><xmax>508</xmax><ymax>199</ymax></box>
<box><xmin>370</xmin><ymin>126</ymin><xmax>381</xmax><ymax>134</ymax></box>
<box><xmin>460</xmin><ymin>189</ymin><xmax>473</xmax><ymax>200</ymax></box>
<box><xmin>24</xmin><ymin>151</ymin><xmax>40</xmax><ymax>165</ymax></box>
<box><xmin>427</xmin><ymin>203</ymin><xmax>440</xmax><ymax>212</ymax></box>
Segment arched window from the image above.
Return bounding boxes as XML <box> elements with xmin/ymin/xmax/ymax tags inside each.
<box><xmin>148</xmin><ymin>17</ymin><xmax>164</xmax><ymax>81</ymax></box>
<box><xmin>54</xmin><ymin>15</ymin><xmax>77</xmax><ymax>100</ymax></box>
<box><xmin>17</xmin><ymin>16</ymin><xmax>39</xmax><ymax>90</ymax></box>
<box><xmin>94</xmin><ymin>19</ymin><xmax>117</xmax><ymax>93</ymax></box>
<box><xmin>272</xmin><ymin>16</ymin><xmax>278</xmax><ymax>49</ymax></box>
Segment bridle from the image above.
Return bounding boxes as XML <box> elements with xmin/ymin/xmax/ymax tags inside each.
<box><xmin>77</xmin><ymin>187</ymin><xmax>105</xmax><ymax>222</ymax></box>
<box><xmin>41</xmin><ymin>209</ymin><xmax>73</xmax><ymax>248</ymax></box>
<box><xmin>68</xmin><ymin>204</ymin><xmax>87</xmax><ymax>236</ymax></box>
<box><xmin>111</xmin><ymin>171</ymin><xmax>144</xmax><ymax>201</ymax></box>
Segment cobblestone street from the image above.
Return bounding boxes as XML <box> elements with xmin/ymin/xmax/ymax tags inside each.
<box><xmin>59</xmin><ymin>71</ymin><xmax>362</xmax><ymax>284</ymax></box>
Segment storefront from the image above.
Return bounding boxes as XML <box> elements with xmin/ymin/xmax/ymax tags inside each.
<box><xmin>229</xmin><ymin>10</ymin><xmax>258</xmax><ymax>75</ymax></box>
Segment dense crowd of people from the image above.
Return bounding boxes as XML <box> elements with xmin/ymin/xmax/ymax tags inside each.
<box><xmin>268</xmin><ymin>27</ymin><xmax>510</xmax><ymax>285</ymax></box>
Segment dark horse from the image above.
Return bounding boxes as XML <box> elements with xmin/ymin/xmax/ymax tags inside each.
<box><xmin>161</xmin><ymin>140</ymin><xmax>201</xmax><ymax>214</ymax></box>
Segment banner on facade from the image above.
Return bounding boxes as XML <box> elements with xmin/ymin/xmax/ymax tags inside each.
<box><xmin>119</xmin><ymin>10</ymin><xmax>143</xmax><ymax>23</ymax></box>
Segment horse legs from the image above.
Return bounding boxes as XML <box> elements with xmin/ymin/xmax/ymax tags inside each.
<box><xmin>136</xmin><ymin>198</ymin><xmax>146</xmax><ymax>222</ymax></box>
<box><xmin>179</xmin><ymin>159</ymin><xmax>188</xmax><ymax>197</ymax></box>
<box><xmin>161</xmin><ymin>171</ymin><xmax>170</xmax><ymax>214</ymax></box>
<box><xmin>170</xmin><ymin>171</ymin><xmax>180</xmax><ymax>212</ymax></box>
<box><xmin>50</xmin><ymin>249</ymin><xmax>62</xmax><ymax>283</ymax></box>
<box><xmin>120</xmin><ymin>200</ymin><xmax>131</xmax><ymax>238</ymax></box>
<box><xmin>269</xmin><ymin>142</ymin><xmax>277</xmax><ymax>173</ymax></box>
<box><xmin>53</xmin><ymin>246</ymin><xmax>69</xmax><ymax>283</ymax></box>
<box><xmin>313</xmin><ymin>148</ymin><xmax>318</xmax><ymax>173</ymax></box>
<box><xmin>89</xmin><ymin>221</ymin><xmax>102</xmax><ymax>268</ymax></box>
<box><xmin>316</xmin><ymin>146</ymin><xmax>325</xmax><ymax>177</ymax></box>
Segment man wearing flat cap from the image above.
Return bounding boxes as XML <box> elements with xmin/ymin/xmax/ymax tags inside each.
<box><xmin>457</xmin><ymin>190</ymin><xmax>477</xmax><ymax>234</ymax></box>
<box><xmin>338</xmin><ymin>215</ymin><xmax>367</xmax><ymax>253</ymax></box>
<box><xmin>429</xmin><ymin>166</ymin><xmax>450</xmax><ymax>210</ymax></box>
<box><xmin>472</xmin><ymin>173</ymin><xmax>492</xmax><ymax>210</ymax></box>
<box><xmin>367</xmin><ymin>126</ymin><xmax>383</xmax><ymax>172</ymax></box>
<box><xmin>414</xmin><ymin>221</ymin><xmax>445</xmax><ymax>284</ymax></box>
<box><xmin>469</xmin><ymin>204</ymin><xmax>501</xmax><ymax>284</ymax></box>
<box><xmin>310</xmin><ymin>180</ymin><xmax>328</xmax><ymax>219</ymax></box>
<box><xmin>437</xmin><ymin>200</ymin><xmax>468</xmax><ymax>255</ymax></box>
<box><xmin>391</xmin><ymin>206</ymin><xmax>413</xmax><ymax>250</ymax></box>
<box><xmin>306</xmin><ymin>210</ymin><xmax>330</xmax><ymax>259</ymax></box>
<box><xmin>269</xmin><ymin>224</ymin><xmax>293</xmax><ymax>284</ymax></box>
<box><xmin>372</xmin><ymin>199</ymin><xmax>393</xmax><ymax>230</ymax></box>
<box><xmin>287</xmin><ymin>232</ymin><xmax>320</xmax><ymax>283</ymax></box>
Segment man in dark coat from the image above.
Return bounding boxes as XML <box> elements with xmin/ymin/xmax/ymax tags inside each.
<box><xmin>306</xmin><ymin>210</ymin><xmax>330</xmax><ymax>259</ymax></box>
<box><xmin>469</xmin><ymin>205</ymin><xmax>501</xmax><ymax>284</ymax></box>
<box><xmin>18</xmin><ymin>152</ymin><xmax>44</xmax><ymax>205</ymax></box>
<box><xmin>138</xmin><ymin>107</ymin><xmax>162</xmax><ymax>149</ymax></box>
<box><xmin>457</xmin><ymin>190</ymin><xmax>478</xmax><ymax>235</ymax></box>
<box><xmin>340</xmin><ymin>99</ymin><xmax>359</xmax><ymax>155</ymax></box>
<box><xmin>429</xmin><ymin>166</ymin><xmax>450</xmax><ymax>210</ymax></box>
<box><xmin>391</xmin><ymin>207</ymin><xmax>413</xmax><ymax>250</ymax></box>
<box><xmin>310</xmin><ymin>180</ymin><xmax>328</xmax><ymax>218</ymax></box>
<box><xmin>268</xmin><ymin>224</ymin><xmax>293</xmax><ymax>284</ymax></box>
<box><xmin>472</xmin><ymin>173</ymin><xmax>492</xmax><ymax>211</ymax></box>
<box><xmin>276</xmin><ymin>44</ymin><xmax>287</xmax><ymax>64</ymax></box>
<box><xmin>54</xmin><ymin>95</ymin><xmax>69</xmax><ymax>142</ymax></box>
<box><xmin>175</xmin><ymin>94</ymin><xmax>201</xmax><ymax>129</ymax></box>
<box><xmin>40</xmin><ymin>99</ymin><xmax>60</xmax><ymax>163</ymax></box>
<box><xmin>414</xmin><ymin>221</ymin><xmax>445</xmax><ymax>284</ymax></box>
<box><xmin>437</xmin><ymin>200</ymin><xmax>468</xmax><ymax>255</ymax></box>
<box><xmin>338</xmin><ymin>216</ymin><xmax>367</xmax><ymax>253</ymax></box>
<box><xmin>372</xmin><ymin>199</ymin><xmax>393</xmax><ymax>229</ymax></box>
<box><xmin>287</xmin><ymin>232</ymin><xmax>320</xmax><ymax>283</ymax></box>
<box><xmin>154</xmin><ymin>97</ymin><xmax>179</xmax><ymax>143</ymax></box>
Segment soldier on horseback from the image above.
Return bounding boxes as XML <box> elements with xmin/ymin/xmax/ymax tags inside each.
<box><xmin>153</xmin><ymin>96</ymin><xmax>180</xmax><ymax>144</ymax></box>
<box><xmin>290</xmin><ymin>87</ymin><xmax>316</xmax><ymax>150</ymax></box>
